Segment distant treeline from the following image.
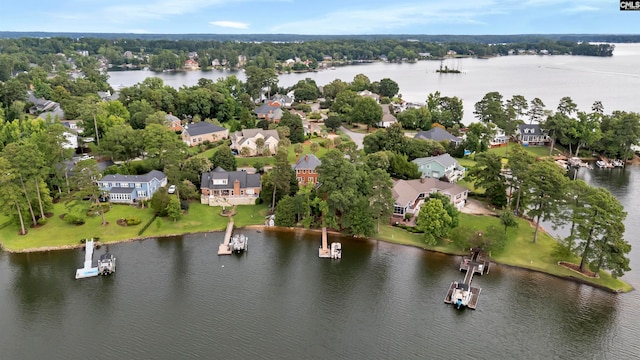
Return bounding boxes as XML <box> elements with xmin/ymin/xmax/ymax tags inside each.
<box><xmin>1</xmin><ymin>32</ymin><xmax>640</xmax><ymax>43</ymax></box>
<box><xmin>0</xmin><ymin>35</ymin><xmax>617</xmax><ymax>77</ymax></box>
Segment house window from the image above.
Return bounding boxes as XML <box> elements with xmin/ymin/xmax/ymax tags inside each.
<box><xmin>393</xmin><ymin>205</ymin><xmax>405</xmax><ymax>215</ymax></box>
<box><xmin>297</xmin><ymin>177</ymin><xmax>303</xmax><ymax>183</ymax></box>
<box><xmin>137</xmin><ymin>191</ymin><xmax>147</xmax><ymax>198</ymax></box>
<box><xmin>136</xmin><ymin>183</ymin><xmax>142</xmax><ymax>188</ymax></box>
<box><xmin>241</xmin><ymin>190</ymin><xmax>244</xmax><ymax>195</ymax></box>
<box><xmin>303</xmin><ymin>169</ymin><xmax>307</xmax><ymax>174</ymax></box>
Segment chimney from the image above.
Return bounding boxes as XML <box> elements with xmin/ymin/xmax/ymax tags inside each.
<box><xmin>420</xmin><ymin>177</ymin><xmax>425</xmax><ymax>184</ymax></box>
<box><xmin>305</xmin><ymin>154</ymin><xmax>309</xmax><ymax>162</ymax></box>
<box><xmin>233</xmin><ymin>179</ymin><xmax>240</xmax><ymax>196</ymax></box>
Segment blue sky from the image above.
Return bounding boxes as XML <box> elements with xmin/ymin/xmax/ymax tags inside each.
<box><xmin>2</xmin><ymin>0</ymin><xmax>639</xmax><ymax>35</ymax></box>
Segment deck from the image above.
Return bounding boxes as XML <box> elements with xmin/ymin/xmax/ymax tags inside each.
<box><xmin>444</xmin><ymin>249</ymin><xmax>491</xmax><ymax>309</ymax></box>
<box><xmin>218</xmin><ymin>220</ymin><xmax>234</xmax><ymax>255</ymax></box>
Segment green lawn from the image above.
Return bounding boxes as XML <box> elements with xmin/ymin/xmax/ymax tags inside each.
<box><xmin>0</xmin><ymin>202</ymin><xmax>269</xmax><ymax>252</ymax></box>
<box><xmin>373</xmin><ymin>213</ymin><xmax>632</xmax><ymax>293</ymax></box>
<box><xmin>488</xmin><ymin>144</ymin><xmax>561</xmax><ymax>158</ymax></box>
<box><xmin>235</xmin><ymin>140</ymin><xmax>330</xmax><ymax>168</ymax></box>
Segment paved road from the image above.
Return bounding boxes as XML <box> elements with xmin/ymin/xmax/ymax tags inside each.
<box><xmin>339</xmin><ymin>126</ymin><xmax>365</xmax><ymax>150</ymax></box>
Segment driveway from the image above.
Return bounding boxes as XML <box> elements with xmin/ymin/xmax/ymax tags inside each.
<box><xmin>339</xmin><ymin>126</ymin><xmax>365</xmax><ymax>150</ymax></box>
<box><xmin>460</xmin><ymin>198</ymin><xmax>497</xmax><ymax>216</ymax></box>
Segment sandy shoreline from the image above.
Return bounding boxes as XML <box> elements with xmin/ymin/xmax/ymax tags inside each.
<box><xmin>1</xmin><ymin>224</ymin><xmax>631</xmax><ymax>293</ymax></box>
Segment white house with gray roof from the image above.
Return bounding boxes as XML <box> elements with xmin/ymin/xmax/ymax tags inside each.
<box><xmin>97</xmin><ymin>170</ymin><xmax>167</xmax><ymax>204</ymax></box>
<box><xmin>200</xmin><ymin>167</ymin><xmax>262</xmax><ymax>206</ymax></box>
<box><xmin>231</xmin><ymin>129</ymin><xmax>280</xmax><ymax>156</ymax></box>
<box><xmin>392</xmin><ymin>177</ymin><xmax>468</xmax><ymax>217</ymax></box>
<box><xmin>412</xmin><ymin>154</ymin><xmax>466</xmax><ymax>183</ymax></box>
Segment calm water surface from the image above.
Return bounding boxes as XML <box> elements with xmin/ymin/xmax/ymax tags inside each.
<box><xmin>108</xmin><ymin>43</ymin><xmax>640</xmax><ymax>124</ymax></box>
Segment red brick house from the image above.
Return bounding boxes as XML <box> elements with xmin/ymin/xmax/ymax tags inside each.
<box><xmin>292</xmin><ymin>154</ymin><xmax>321</xmax><ymax>185</ymax></box>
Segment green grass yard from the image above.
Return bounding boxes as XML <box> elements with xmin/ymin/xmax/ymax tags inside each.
<box><xmin>373</xmin><ymin>213</ymin><xmax>632</xmax><ymax>293</ymax></box>
<box><xmin>0</xmin><ymin>202</ymin><xmax>269</xmax><ymax>252</ymax></box>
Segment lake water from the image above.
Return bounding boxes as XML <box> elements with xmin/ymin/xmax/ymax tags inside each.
<box><xmin>108</xmin><ymin>43</ymin><xmax>640</xmax><ymax>124</ymax></box>
<box><xmin>2</xmin><ymin>45</ymin><xmax>640</xmax><ymax>359</ymax></box>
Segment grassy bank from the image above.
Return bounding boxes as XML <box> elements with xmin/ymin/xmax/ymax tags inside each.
<box><xmin>0</xmin><ymin>202</ymin><xmax>269</xmax><ymax>252</ymax></box>
<box><xmin>373</xmin><ymin>213</ymin><xmax>632</xmax><ymax>293</ymax></box>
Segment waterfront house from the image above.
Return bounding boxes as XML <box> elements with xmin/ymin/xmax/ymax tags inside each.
<box><xmin>28</xmin><ymin>91</ymin><xmax>60</xmax><ymax>114</ymax></box>
<box><xmin>200</xmin><ymin>167</ymin><xmax>262</xmax><ymax>206</ymax></box>
<box><xmin>412</xmin><ymin>154</ymin><xmax>466</xmax><ymax>183</ymax></box>
<box><xmin>414</xmin><ymin>127</ymin><xmax>463</xmax><ymax>145</ymax></box>
<box><xmin>392</xmin><ymin>177</ymin><xmax>469</xmax><ymax>217</ymax></box>
<box><xmin>97</xmin><ymin>170</ymin><xmax>167</xmax><ymax>204</ymax></box>
<box><xmin>517</xmin><ymin>124</ymin><xmax>549</xmax><ymax>145</ymax></box>
<box><xmin>184</xmin><ymin>59</ymin><xmax>200</xmax><ymax>70</ymax></box>
<box><xmin>292</xmin><ymin>154</ymin><xmax>321</xmax><ymax>185</ymax></box>
<box><xmin>181</xmin><ymin>122</ymin><xmax>228</xmax><ymax>146</ymax></box>
<box><xmin>230</xmin><ymin>128</ymin><xmax>280</xmax><ymax>156</ymax></box>
<box><xmin>254</xmin><ymin>101</ymin><xmax>283</xmax><ymax>122</ymax></box>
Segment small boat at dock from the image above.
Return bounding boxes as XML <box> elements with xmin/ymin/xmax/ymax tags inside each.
<box><xmin>98</xmin><ymin>253</ymin><xmax>116</xmax><ymax>275</ymax></box>
<box><xmin>230</xmin><ymin>234</ymin><xmax>248</xmax><ymax>253</ymax></box>
<box><xmin>330</xmin><ymin>242</ymin><xmax>342</xmax><ymax>259</ymax></box>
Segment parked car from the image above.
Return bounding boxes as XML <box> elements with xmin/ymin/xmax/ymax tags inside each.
<box><xmin>78</xmin><ymin>155</ymin><xmax>94</xmax><ymax>161</ymax></box>
<box><xmin>168</xmin><ymin>185</ymin><xmax>176</xmax><ymax>194</ymax></box>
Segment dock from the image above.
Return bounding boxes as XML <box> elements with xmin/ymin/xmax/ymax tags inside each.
<box><xmin>319</xmin><ymin>227</ymin><xmax>342</xmax><ymax>259</ymax></box>
<box><xmin>319</xmin><ymin>227</ymin><xmax>330</xmax><ymax>258</ymax></box>
<box><xmin>75</xmin><ymin>239</ymin><xmax>99</xmax><ymax>279</ymax></box>
<box><xmin>218</xmin><ymin>220</ymin><xmax>234</xmax><ymax>255</ymax></box>
<box><xmin>444</xmin><ymin>248</ymin><xmax>490</xmax><ymax>309</ymax></box>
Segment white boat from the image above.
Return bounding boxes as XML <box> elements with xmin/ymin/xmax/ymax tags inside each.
<box><xmin>230</xmin><ymin>234</ymin><xmax>248</xmax><ymax>253</ymax></box>
<box><xmin>612</xmin><ymin>159</ymin><xmax>625</xmax><ymax>168</ymax></box>
<box><xmin>595</xmin><ymin>160</ymin><xmax>607</xmax><ymax>168</ymax></box>
<box><xmin>98</xmin><ymin>253</ymin><xmax>116</xmax><ymax>275</ymax></box>
<box><xmin>330</xmin><ymin>242</ymin><xmax>342</xmax><ymax>259</ymax></box>
<box><xmin>451</xmin><ymin>282</ymin><xmax>472</xmax><ymax>309</ymax></box>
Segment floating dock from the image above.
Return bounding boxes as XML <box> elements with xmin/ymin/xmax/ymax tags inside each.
<box><xmin>319</xmin><ymin>227</ymin><xmax>341</xmax><ymax>259</ymax></box>
<box><xmin>75</xmin><ymin>239</ymin><xmax>99</xmax><ymax>279</ymax></box>
<box><xmin>444</xmin><ymin>248</ymin><xmax>490</xmax><ymax>309</ymax></box>
<box><xmin>218</xmin><ymin>220</ymin><xmax>234</xmax><ymax>255</ymax></box>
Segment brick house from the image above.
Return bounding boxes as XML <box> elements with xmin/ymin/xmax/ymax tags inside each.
<box><xmin>292</xmin><ymin>154</ymin><xmax>321</xmax><ymax>185</ymax></box>
<box><xmin>200</xmin><ymin>167</ymin><xmax>261</xmax><ymax>206</ymax></box>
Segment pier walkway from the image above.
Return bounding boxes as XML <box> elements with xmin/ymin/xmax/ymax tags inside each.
<box><xmin>444</xmin><ymin>249</ymin><xmax>490</xmax><ymax>309</ymax></box>
<box><xmin>318</xmin><ymin>227</ymin><xmax>330</xmax><ymax>258</ymax></box>
<box><xmin>218</xmin><ymin>220</ymin><xmax>234</xmax><ymax>255</ymax></box>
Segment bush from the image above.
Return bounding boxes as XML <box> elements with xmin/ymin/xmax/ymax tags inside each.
<box><xmin>393</xmin><ymin>222</ymin><xmax>423</xmax><ymax>233</ymax></box>
<box><xmin>126</xmin><ymin>217</ymin><xmax>142</xmax><ymax>226</ymax></box>
<box><xmin>180</xmin><ymin>200</ymin><xmax>190</xmax><ymax>211</ymax></box>
<box><xmin>64</xmin><ymin>214</ymin><xmax>85</xmax><ymax>225</ymax></box>
<box><xmin>37</xmin><ymin>217</ymin><xmax>48</xmax><ymax>225</ymax></box>
<box><xmin>255</xmin><ymin>197</ymin><xmax>263</xmax><ymax>205</ymax></box>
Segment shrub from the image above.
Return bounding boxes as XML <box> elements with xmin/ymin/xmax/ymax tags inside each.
<box><xmin>65</xmin><ymin>214</ymin><xmax>85</xmax><ymax>225</ymax></box>
<box><xmin>126</xmin><ymin>217</ymin><xmax>142</xmax><ymax>226</ymax></box>
<box><xmin>37</xmin><ymin>217</ymin><xmax>48</xmax><ymax>225</ymax></box>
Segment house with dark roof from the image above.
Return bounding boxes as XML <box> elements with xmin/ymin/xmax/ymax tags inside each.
<box><xmin>517</xmin><ymin>124</ymin><xmax>549</xmax><ymax>145</ymax></box>
<box><xmin>254</xmin><ymin>101</ymin><xmax>283</xmax><ymax>122</ymax></box>
<box><xmin>97</xmin><ymin>170</ymin><xmax>167</xmax><ymax>204</ymax></box>
<box><xmin>414</xmin><ymin>127</ymin><xmax>463</xmax><ymax>145</ymax></box>
<box><xmin>292</xmin><ymin>154</ymin><xmax>321</xmax><ymax>185</ymax></box>
<box><xmin>231</xmin><ymin>129</ymin><xmax>280</xmax><ymax>156</ymax></box>
<box><xmin>181</xmin><ymin>122</ymin><xmax>229</xmax><ymax>146</ymax></box>
<box><xmin>392</xmin><ymin>177</ymin><xmax>468</xmax><ymax>217</ymax></box>
<box><xmin>412</xmin><ymin>154</ymin><xmax>466</xmax><ymax>183</ymax></box>
<box><xmin>201</xmin><ymin>167</ymin><xmax>262</xmax><ymax>206</ymax></box>
<box><xmin>28</xmin><ymin>91</ymin><xmax>60</xmax><ymax>114</ymax></box>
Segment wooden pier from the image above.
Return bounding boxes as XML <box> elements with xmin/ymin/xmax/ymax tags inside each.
<box><xmin>444</xmin><ymin>249</ymin><xmax>490</xmax><ymax>309</ymax></box>
<box><xmin>218</xmin><ymin>220</ymin><xmax>234</xmax><ymax>255</ymax></box>
<box><xmin>319</xmin><ymin>227</ymin><xmax>330</xmax><ymax>258</ymax></box>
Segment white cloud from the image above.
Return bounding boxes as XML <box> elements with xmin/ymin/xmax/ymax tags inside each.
<box><xmin>209</xmin><ymin>21</ymin><xmax>249</xmax><ymax>29</ymax></box>
<box><xmin>270</xmin><ymin>1</ymin><xmax>500</xmax><ymax>34</ymax></box>
<box><xmin>562</xmin><ymin>5</ymin><xmax>599</xmax><ymax>13</ymax></box>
